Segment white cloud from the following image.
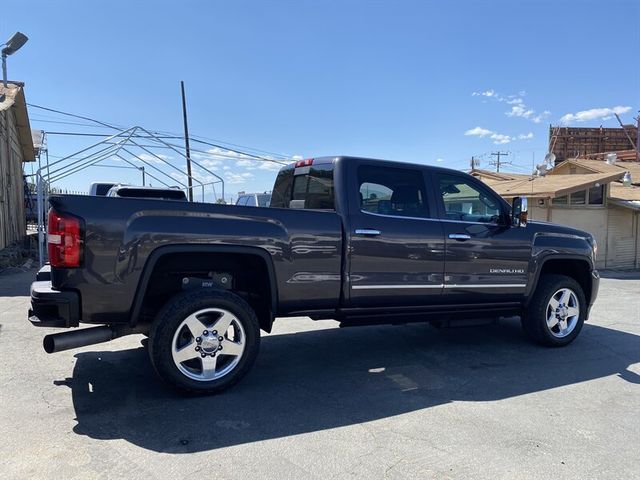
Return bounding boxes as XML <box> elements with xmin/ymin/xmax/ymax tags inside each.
<box><xmin>133</xmin><ymin>153</ymin><xmax>172</xmax><ymax>164</ymax></box>
<box><xmin>170</xmin><ymin>172</ymin><xmax>187</xmax><ymax>182</ymax></box>
<box><xmin>472</xmin><ymin>89</ymin><xmax>549</xmax><ymax>124</ymax></box>
<box><xmin>236</xmin><ymin>159</ymin><xmax>255</xmax><ymax>168</ymax></box>
<box><xmin>258</xmin><ymin>161</ymin><xmax>285</xmax><ymax>171</ymax></box>
<box><xmin>518</xmin><ymin>132</ymin><xmax>534</xmax><ymax>140</ymax></box>
<box><xmin>490</xmin><ymin>133</ymin><xmax>511</xmax><ymax>145</ymax></box>
<box><xmin>465</xmin><ymin>126</ymin><xmax>494</xmax><ymax>137</ymax></box>
<box><xmin>464</xmin><ymin>126</ymin><xmax>512</xmax><ymax>145</ymax></box>
<box><xmin>472</xmin><ymin>89</ymin><xmax>496</xmax><ymax>97</ymax></box>
<box><xmin>559</xmin><ymin>105</ymin><xmax>632</xmax><ymax>124</ymax></box>
<box><xmin>200</xmin><ymin>158</ymin><xmax>222</xmax><ymax>168</ymax></box>
<box><xmin>531</xmin><ymin>110</ymin><xmax>551</xmax><ymax>123</ymax></box>
<box><xmin>436</xmin><ymin>158</ymin><xmax>444</xmax><ymax>163</ymax></box>
<box><xmin>225</xmin><ymin>172</ymin><xmax>254</xmax><ymax>184</ymax></box>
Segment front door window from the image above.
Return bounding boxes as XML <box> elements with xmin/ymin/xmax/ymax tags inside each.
<box><xmin>436</xmin><ymin>174</ymin><xmax>502</xmax><ymax>224</ymax></box>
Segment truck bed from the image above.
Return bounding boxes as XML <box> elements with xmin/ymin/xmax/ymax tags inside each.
<box><xmin>48</xmin><ymin>195</ymin><xmax>343</xmax><ymax>325</ymax></box>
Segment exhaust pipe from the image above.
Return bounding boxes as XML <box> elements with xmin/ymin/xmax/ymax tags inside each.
<box><xmin>43</xmin><ymin>325</ymin><xmax>148</xmax><ymax>354</ymax></box>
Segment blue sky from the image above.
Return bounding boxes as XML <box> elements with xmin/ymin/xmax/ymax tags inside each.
<box><xmin>4</xmin><ymin>0</ymin><xmax>639</xmax><ymax>201</ymax></box>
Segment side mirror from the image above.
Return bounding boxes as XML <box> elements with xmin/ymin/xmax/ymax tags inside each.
<box><xmin>511</xmin><ymin>197</ymin><xmax>528</xmax><ymax>227</ymax></box>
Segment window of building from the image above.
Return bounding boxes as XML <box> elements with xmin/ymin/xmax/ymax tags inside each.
<box><xmin>358</xmin><ymin>165</ymin><xmax>429</xmax><ymax>218</ymax></box>
<box><xmin>570</xmin><ymin>189</ymin><xmax>586</xmax><ymax>205</ymax></box>
<box><xmin>588</xmin><ymin>185</ymin><xmax>604</xmax><ymax>205</ymax></box>
<box><xmin>552</xmin><ymin>185</ymin><xmax>605</xmax><ymax>207</ymax></box>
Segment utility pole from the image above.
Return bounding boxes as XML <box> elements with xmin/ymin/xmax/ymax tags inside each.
<box><xmin>180</xmin><ymin>81</ymin><xmax>194</xmax><ymax>202</ymax></box>
<box><xmin>490</xmin><ymin>151</ymin><xmax>510</xmax><ymax>172</ymax></box>
<box><xmin>140</xmin><ymin>166</ymin><xmax>146</xmax><ymax>186</ymax></box>
<box><xmin>637</xmin><ymin>113</ymin><xmax>640</xmax><ymax>162</ymax></box>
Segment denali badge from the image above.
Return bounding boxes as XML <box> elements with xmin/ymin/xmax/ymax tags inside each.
<box><xmin>490</xmin><ymin>268</ymin><xmax>525</xmax><ymax>274</ymax></box>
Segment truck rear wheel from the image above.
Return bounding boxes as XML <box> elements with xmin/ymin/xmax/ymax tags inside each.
<box><xmin>148</xmin><ymin>289</ymin><xmax>260</xmax><ymax>394</ymax></box>
<box><xmin>522</xmin><ymin>274</ymin><xmax>586</xmax><ymax>347</ymax></box>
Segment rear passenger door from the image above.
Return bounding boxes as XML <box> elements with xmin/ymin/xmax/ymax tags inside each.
<box><xmin>346</xmin><ymin>162</ymin><xmax>445</xmax><ymax>307</ymax></box>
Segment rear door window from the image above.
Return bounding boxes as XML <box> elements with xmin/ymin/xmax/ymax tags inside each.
<box><xmin>357</xmin><ymin>165</ymin><xmax>429</xmax><ymax>218</ymax></box>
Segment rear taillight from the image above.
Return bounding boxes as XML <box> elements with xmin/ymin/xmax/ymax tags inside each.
<box><xmin>47</xmin><ymin>209</ymin><xmax>83</xmax><ymax>268</ymax></box>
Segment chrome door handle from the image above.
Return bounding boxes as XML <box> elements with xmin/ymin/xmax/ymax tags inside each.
<box><xmin>355</xmin><ymin>229</ymin><xmax>381</xmax><ymax>236</ymax></box>
<box><xmin>449</xmin><ymin>233</ymin><xmax>471</xmax><ymax>240</ymax></box>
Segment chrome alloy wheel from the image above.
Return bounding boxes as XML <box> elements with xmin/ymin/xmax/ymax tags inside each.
<box><xmin>546</xmin><ymin>288</ymin><xmax>580</xmax><ymax>338</ymax></box>
<box><xmin>171</xmin><ymin>308</ymin><xmax>246</xmax><ymax>381</ymax></box>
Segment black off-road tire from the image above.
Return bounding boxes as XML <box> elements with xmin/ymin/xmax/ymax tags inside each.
<box><xmin>522</xmin><ymin>274</ymin><xmax>586</xmax><ymax>347</ymax></box>
<box><xmin>148</xmin><ymin>288</ymin><xmax>260</xmax><ymax>394</ymax></box>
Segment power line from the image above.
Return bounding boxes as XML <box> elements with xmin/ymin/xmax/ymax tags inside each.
<box><xmin>490</xmin><ymin>151</ymin><xmax>510</xmax><ymax>173</ymax></box>
<box><xmin>28</xmin><ymin>102</ymin><xmax>293</xmax><ymax>161</ymax></box>
<box><xmin>27</xmin><ymin>103</ymin><xmax>121</xmax><ymax>130</ymax></box>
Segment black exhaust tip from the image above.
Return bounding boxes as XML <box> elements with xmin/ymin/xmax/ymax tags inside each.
<box><xmin>43</xmin><ymin>335</ymin><xmax>55</xmax><ymax>354</ymax></box>
<box><xmin>42</xmin><ymin>326</ymin><xmax>115</xmax><ymax>354</ymax></box>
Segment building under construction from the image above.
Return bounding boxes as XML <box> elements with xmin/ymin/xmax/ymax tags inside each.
<box><xmin>549</xmin><ymin>123</ymin><xmax>639</xmax><ymax>163</ymax></box>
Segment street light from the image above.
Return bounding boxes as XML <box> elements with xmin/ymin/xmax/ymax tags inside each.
<box><xmin>1</xmin><ymin>32</ymin><xmax>28</xmax><ymax>101</ymax></box>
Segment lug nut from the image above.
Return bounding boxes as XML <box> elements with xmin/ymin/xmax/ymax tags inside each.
<box><xmin>218</xmin><ymin>336</ymin><xmax>224</xmax><ymax>341</ymax></box>
<box><xmin>196</xmin><ymin>337</ymin><xmax>202</xmax><ymax>343</ymax></box>
<box><xmin>212</xmin><ymin>330</ymin><xmax>217</xmax><ymax>335</ymax></box>
<box><xmin>218</xmin><ymin>345</ymin><xmax>223</xmax><ymax>350</ymax></box>
<box><xmin>203</xmin><ymin>330</ymin><xmax>209</xmax><ymax>335</ymax></box>
<box><xmin>200</xmin><ymin>353</ymin><xmax>206</xmax><ymax>358</ymax></box>
<box><xmin>195</xmin><ymin>346</ymin><xmax>201</xmax><ymax>351</ymax></box>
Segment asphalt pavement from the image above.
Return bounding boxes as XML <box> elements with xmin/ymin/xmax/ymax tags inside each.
<box><xmin>1</xmin><ymin>268</ymin><xmax>639</xmax><ymax>479</ymax></box>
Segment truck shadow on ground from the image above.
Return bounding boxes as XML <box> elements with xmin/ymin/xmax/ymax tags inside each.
<box><xmin>63</xmin><ymin>319</ymin><xmax>640</xmax><ymax>453</ymax></box>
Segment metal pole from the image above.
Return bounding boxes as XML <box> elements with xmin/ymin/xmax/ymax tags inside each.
<box><xmin>141</xmin><ymin>166</ymin><xmax>145</xmax><ymax>186</ymax></box>
<box><xmin>37</xmin><ymin>172</ymin><xmax>44</xmax><ymax>266</ymax></box>
<box><xmin>1</xmin><ymin>53</ymin><xmax>7</xmax><ymax>87</ymax></box>
<box><xmin>180</xmin><ymin>81</ymin><xmax>194</xmax><ymax>202</ymax></box>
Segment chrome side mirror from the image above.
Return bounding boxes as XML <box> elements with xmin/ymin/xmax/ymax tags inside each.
<box><xmin>511</xmin><ymin>197</ymin><xmax>528</xmax><ymax>227</ymax></box>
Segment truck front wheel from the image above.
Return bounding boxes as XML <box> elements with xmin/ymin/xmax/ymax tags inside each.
<box><xmin>522</xmin><ymin>274</ymin><xmax>586</xmax><ymax>347</ymax></box>
<box><xmin>148</xmin><ymin>289</ymin><xmax>260</xmax><ymax>394</ymax></box>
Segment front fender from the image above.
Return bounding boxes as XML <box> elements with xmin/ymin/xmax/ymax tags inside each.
<box><xmin>525</xmin><ymin>232</ymin><xmax>595</xmax><ymax>302</ymax></box>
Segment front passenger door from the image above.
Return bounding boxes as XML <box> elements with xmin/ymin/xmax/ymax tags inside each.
<box><xmin>432</xmin><ymin>173</ymin><xmax>530</xmax><ymax>302</ymax></box>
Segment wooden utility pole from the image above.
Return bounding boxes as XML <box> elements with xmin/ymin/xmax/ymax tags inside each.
<box><xmin>180</xmin><ymin>81</ymin><xmax>194</xmax><ymax>201</ymax></box>
<box><xmin>490</xmin><ymin>151</ymin><xmax>509</xmax><ymax>172</ymax></box>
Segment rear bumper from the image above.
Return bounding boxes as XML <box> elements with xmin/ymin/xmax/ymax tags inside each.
<box><xmin>587</xmin><ymin>269</ymin><xmax>600</xmax><ymax>318</ymax></box>
<box><xmin>29</xmin><ymin>278</ymin><xmax>80</xmax><ymax>328</ymax></box>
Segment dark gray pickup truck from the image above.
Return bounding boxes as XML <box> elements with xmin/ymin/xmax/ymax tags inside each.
<box><xmin>29</xmin><ymin>156</ymin><xmax>599</xmax><ymax>393</ymax></box>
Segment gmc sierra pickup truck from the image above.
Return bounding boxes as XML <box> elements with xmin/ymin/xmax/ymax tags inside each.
<box><xmin>29</xmin><ymin>156</ymin><xmax>599</xmax><ymax>393</ymax></box>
